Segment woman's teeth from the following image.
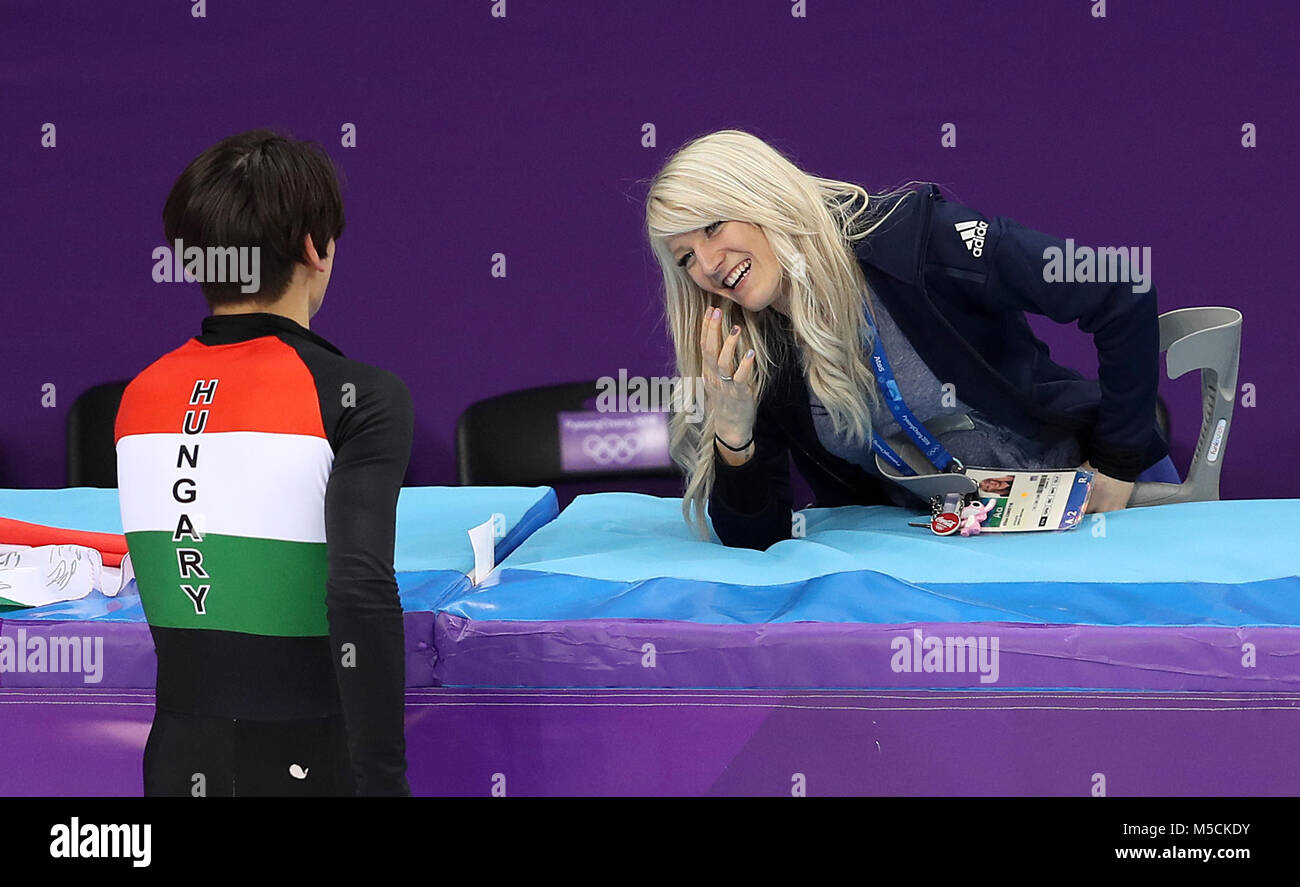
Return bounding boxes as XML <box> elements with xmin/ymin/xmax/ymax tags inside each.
<box><xmin>724</xmin><ymin>259</ymin><xmax>752</xmax><ymax>289</ymax></box>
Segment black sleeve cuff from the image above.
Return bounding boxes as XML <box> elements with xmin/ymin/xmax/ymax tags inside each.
<box><xmin>1084</xmin><ymin>439</ymin><xmax>1148</xmax><ymax>483</ymax></box>
<box><xmin>711</xmin><ymin>440</ymin><xmax>772</xmax><ymax>516</ymax></box>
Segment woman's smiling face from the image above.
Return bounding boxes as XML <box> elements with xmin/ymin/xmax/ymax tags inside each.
<box><xmin>666</xmin><ymin>220</ymin><xmax>787</xmax><ymax>313</ymax></box>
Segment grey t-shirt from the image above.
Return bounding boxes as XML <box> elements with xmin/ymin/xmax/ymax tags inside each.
<box><xmin>809</xmin><ymin>296</ymin><xmax>1082</xmax><ymax>506</ymax></box>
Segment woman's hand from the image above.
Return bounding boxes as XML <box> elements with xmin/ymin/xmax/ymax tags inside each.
<box><xmin>700</xmin><ymin>307</ymin><xmax>759</xmax><ymax>465</ymax></box>
<box><xmin>1079</xmin><ymin>460</ymin><xmax>1134</xmax><ymax>514</ymax></box>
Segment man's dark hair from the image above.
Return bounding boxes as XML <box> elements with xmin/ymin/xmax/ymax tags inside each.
<box><xmin>163</xmin><ymin>129</ymin><xmax>345</xmax><ymax>306</ymax></box>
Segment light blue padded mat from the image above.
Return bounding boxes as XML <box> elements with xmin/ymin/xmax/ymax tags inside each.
<box><xmin>0</xmin><ymin>488</ymin><xmax>124</xmax><ymax>534</ymax></box>
<box><xmin>393</xmin><ymin>486</ymin><xmax>557</xmax><ymax>575</ymax></box>
<box><xmin>445</xmin><ymin>493</ymin><xmax>1300</xmax><ymax>626</ymax></box>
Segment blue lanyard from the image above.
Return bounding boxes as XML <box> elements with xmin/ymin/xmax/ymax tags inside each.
<box><xmin>863</xmin><ymin>309</ymin><xmax>963</xmax><ymax>476</ymax></box>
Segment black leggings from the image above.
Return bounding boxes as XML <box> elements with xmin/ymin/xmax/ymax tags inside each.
<box><xmin>143</xmin><ymin>709</ymin><xmax>356</xmax><ymax>797</ymax></box>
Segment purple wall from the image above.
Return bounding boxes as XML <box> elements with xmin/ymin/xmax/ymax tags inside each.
<box><xmin>2</xmin><ymin>0</ymin><xmax>1295</xmax><ymax>497</ymax></box>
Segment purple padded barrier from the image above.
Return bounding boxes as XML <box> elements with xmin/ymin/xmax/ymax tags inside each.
<box><xmin>432</xmin><ymin>615</ymin><xmax>1300</xmax><ymax>691</ymax></box>
<box><xmin>0</xmin><ymin>621</ymin><xmax>155</xmax><ymax>689</ymax></box>
<box><xmin>0</xmin><ymin>613</ymin><xmax>441</xmax><ymax>689</ymax></box>
<box><xmin>402</xmin><ymin>689</ymin><xmax>1300</xmax><ymax>796</ymax></box>
<box><xmin>3</xmin><ymin>688</ymin><xmax>1299</xmax><ymax>796</ymax></box>
<box><xmin>0</xmin><ymin>690</ymin><xmax>153</xmax><ymax>796</ymax></box>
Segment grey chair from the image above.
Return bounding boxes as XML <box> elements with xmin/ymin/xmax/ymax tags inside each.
<box><xmin>1128</xmin><ymin>306</ymin><xmax>1243</xmax><ymax>506</ymax></box>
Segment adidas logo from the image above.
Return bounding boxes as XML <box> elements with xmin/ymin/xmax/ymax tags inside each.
<box><xmin>954</xmin><ymin>219</ymin><xmax>988</xmax><ymax>257</ymax></box>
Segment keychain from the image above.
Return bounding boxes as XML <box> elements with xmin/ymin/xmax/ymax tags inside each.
<box><xmin>957</xmin><ymin>498</ymin><xmax>995</xmax><ymax>536</ymax></box>
<box><xmin>929</xmin><ymin>491</ymin><xmax>968</xmax><ymax>535</ymax></box>
<box><xmin>908</xmin><ymin>490</ymin><xmax>993</xmax><ymax>536</ymax></box>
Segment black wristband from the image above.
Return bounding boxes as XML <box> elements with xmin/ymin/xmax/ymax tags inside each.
<box><xmin>715</xmin><ymin>433</ymin><xmax>754</xmax><ymax>453</ymax></box>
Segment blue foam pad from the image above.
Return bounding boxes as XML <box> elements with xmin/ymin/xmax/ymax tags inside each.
<box><xmin>393</xmin><ymin>485</ymin><xmax>557</xmax><ymax>574</ymax></box>
<box><xmin>446</xmin><ymin>493</ymin><xmax>1300</xmax><ymax>626</ymax></box>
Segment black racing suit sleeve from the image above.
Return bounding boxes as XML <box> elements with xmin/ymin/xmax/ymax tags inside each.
<box><xmin>707</xmin><ymin>412</ymin><xmax>794</xmax><ymax>550</ymax></box>
<box><xmin>323</xmin><ymin>368</ymin><xmax>415</xmax><ymax>796</ymax></box>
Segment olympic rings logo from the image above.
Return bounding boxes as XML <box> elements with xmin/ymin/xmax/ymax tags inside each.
<box><xmin>581</xmin><ymin>432</ymin><xmax>644</xmax><ymax>465</ymax></box>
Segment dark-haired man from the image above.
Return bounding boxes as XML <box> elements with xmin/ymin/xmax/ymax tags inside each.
<box><xmin>116</xmin><ymin>129</ymin><xmax>413</xmax><ymax>796</ymax></box>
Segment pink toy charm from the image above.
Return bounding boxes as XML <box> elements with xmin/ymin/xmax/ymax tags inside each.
<box><xmin>958</xmin><ymin>499</ymin><xmax>995</xmax><ymax>536</ymax></box>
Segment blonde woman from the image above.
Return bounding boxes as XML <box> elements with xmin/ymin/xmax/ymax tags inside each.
<box><xmin>645</xmin><ymin>130</ymin><xmax>1177</xmax><ymax>549</ymax></box>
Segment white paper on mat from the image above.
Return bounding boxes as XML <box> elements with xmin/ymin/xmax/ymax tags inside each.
<box><xmin>467</xmin><ymin>518</ymin><xmax>497</xmax><ymax>585</ymax></box>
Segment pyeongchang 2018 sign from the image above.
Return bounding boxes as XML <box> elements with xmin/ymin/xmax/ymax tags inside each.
<box><xmin>557</xmin><ymin>412</ymin><xmax>672</xmax><ymax>473</ymax></box>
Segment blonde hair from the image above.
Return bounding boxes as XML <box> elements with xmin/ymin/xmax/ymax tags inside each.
<box><xmin>645</xmin><ymin>129</ymin><xmax>923</xmax><ymax>538</ymax></box>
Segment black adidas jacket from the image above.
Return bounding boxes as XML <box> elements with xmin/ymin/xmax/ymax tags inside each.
<box><xmin>709</xmin><ymin>185</ymin><xmax>1170</xmax><ymax>550</ymax></box>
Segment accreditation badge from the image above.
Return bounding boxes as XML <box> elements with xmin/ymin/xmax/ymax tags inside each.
<box><xmin>917</xmin><ymin>468</ymin><xmax>1095</xmax><ymax>535</ymax></box>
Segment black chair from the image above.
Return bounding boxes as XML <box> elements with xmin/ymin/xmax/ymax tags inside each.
<box><xmin>456</xmin><ymin>380</ymin><xmax>682</xmax><ymax>487</ymax></box>
<box><xmin>67</xmin><ymin>381</ymin><xmax>128</xmax><ymax>488</ymax></box>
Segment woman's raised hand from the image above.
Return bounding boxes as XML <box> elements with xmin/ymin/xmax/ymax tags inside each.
<box><xmin>700</xmin><ymin>307</ymin><xmax>759</xmax><ymax>462</ymax></box>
